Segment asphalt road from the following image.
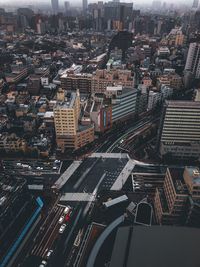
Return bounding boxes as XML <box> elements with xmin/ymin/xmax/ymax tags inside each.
<box><xmin>20</xmin><ymin>113</ymin><xmax>160</xmax><ymax>267</ymax></box>
<box><xmin>47</xmin><ymin>114</ymin><xmax>160</xmax><ymax>267</ymax></box>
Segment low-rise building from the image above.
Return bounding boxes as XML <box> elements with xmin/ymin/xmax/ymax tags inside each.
<box><xmin>61</xmin><ymin>73</ymin><xmax>92</xmax><ymax>94</ymax></box>
<box><xmin>5</xmin><ymin>67</ymin><xmax>28</xmax><ymax>84</ymax></box>
<box><xmin>89</xmin><ymin>100</ymin><xmax>112</xmax><ymax>133</ymax></box>
<box><xmin>154</xmin><ymin>167</ymin><xmax>200</xmax><ymax>226</ymax></box>
<box><xmin>0</xmin><ymin>133</ymin><xmax>27</xmax><ymax>154</ymax></box>
<box><xmin>91</xmin><ymin>69</ymin><xmax>134</xmax><ymax>94</ymax></box>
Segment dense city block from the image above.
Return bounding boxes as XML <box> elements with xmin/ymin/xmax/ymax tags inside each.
<box><xmin>0</xmin><ymin>0</ymin><xmax>200</xmax><ymax>267</ymax></box>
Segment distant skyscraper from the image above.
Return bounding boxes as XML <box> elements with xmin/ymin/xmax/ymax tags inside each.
<box><xmin>51</xmin><ymin>0</ymin><xmax>59</xmax><ymax>14</ymax></box>
<box><xmin>64</xmin><ymin>1</ymin><xmax>70</xmax><ymax>13</ymax></box>
<box><xmin>185</xmin><ymin>42</ymin><xmax>200</xmax><ymax>79</ymax></box>
<box><xmin>152</xmin><ymin>1</ymin><xmax>162</xmax><ymax>10</ymax></box>
<box><xmin>193</xmin><ymin>0</ymin><xmax>199</xmax><ymax>8</ymax></box>
<box><xmin>82</xmin><ymin>0</ymin><xmax>88</xmax><ymax>13</ymax></box>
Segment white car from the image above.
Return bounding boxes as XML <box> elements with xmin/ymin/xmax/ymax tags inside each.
<box><xmin>59</xmin><ymin>224</ymin><xmax>66</xmax><ymax>234</ymax></box>
<box><xmin>58</xmin><ymin>215</ymin><xmax>64</xmax><ymax>224</ymax></box>
<box><xmin>64</xmin><ymin>206</ymin><xmax>71</xmax><ymax>215</ymax></box>
<box><xmin>39</xmin><ymin>260</ymin><xmax>47</xmax><ymax>267</ymax></box>
<box><xmin>46</xmin><ymin>249</ymin><xmax>53</xmax><ymax>259</ymax></box>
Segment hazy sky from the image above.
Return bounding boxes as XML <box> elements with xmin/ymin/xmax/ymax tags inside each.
<box><xmin>0</xmin><ymin>0</ymin><xmax>194</xmax><ymax>8</ymax></box>
<box><xmin>0</xmin><ymin>0</ymin><xmax>193</xmax><ymax>3</ymax></box>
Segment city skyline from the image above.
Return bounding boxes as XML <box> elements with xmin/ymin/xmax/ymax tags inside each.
<box><xmin>1</xmin><ymin>0</ymin><xmax>200</xmax><ymax>266</ymax></box>
<box><xmin>0</xmin><ymin>0</ymin><xmax>195</xmax><ymax>5</ymax></box>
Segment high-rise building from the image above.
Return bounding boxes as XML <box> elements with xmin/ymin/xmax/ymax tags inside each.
<box><xmin>152</xmin><ymin>0</ymin><xmax>162</xmax><ymax>10</ymax></box>
<box><xmin>54</xmin><ymin>90</ymin><xmax>94</xmax><ymax>152</ymax></box>
<box><xmin>105</xmin><ymin>86</ymin><xmax>138</xmax><ymax>122</ymax></box>
<box><xmin>64</xmin><ymin>1</ymin><xmax>70</xmax><ymax>14</ymax></box>
<box><xmin>51</xmin><ymin>0</ymin><xmax>59</xmax><ymax>14</ymax></box>
<box><xmin>54</xmin><ymin>90</ymin><xmax>80</xmax><ymax>151</ymax></box>
<box><xmin>185</xmin><ymin>42</ymin><xmax>200</xmax><ymax>79</ymax></box>
<box><xmin>17</xmin><ymin>8</ymin><xmax>34</xmax><ymax>30</ymax></box>
<box><xmin>192</xmin><ymin>0</ymin><xmax>199</xmax><ymax>8</ymax></box>
<box><xmin>157</xmin><ymin>101</ymin><xmax>200</xmax><ymax>160</ymax></box>
<box><xmin>83</xmin><ymin>0</ymin><xmax>88</xmax><ymax>13</ymax></box>
<box><xmin>104</xmin><ymin>2</ymin><xmax>133</xmax><ymax>29</ymax></box>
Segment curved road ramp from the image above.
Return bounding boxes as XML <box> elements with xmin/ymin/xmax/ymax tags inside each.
<box><xmin>86</xmin><ymin>215</ymin><xmax>125</xmax><ymax>267</ymax></box>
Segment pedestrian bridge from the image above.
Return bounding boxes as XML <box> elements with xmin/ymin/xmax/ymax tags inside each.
<box><xmin>60</xmin><ymin>193</ymin><xmax>96</xmax><ymax>202</ymax></box>
<box><xmin>52</xmin><ymin>161</ymin><xmax>82</xmax><ymax>190</ymax></box>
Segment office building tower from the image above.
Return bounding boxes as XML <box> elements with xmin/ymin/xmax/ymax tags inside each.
<box><xmin>64</xmin><ymin>1</ymin><xmax>70</xmax><ymax>13</ymax></box>
<box><xmin>17</xmin><ymin>8</ymin><xmax>34</xmax><ymax>30</ymax></box>
<box><xmin>152</xmin><ymin>1</ymin><xmax>162</xmax><ymax>10</ymax></box>
<box><xmin>192</xmin><ymin>0</ymin><xmax>199</xmax><ymax>8</ymax></box>
<box><xmin>54</xmin><ymin>90</ymin><xmax>94</xmax><ymax>152</ymax></box>
<box><xmin>185</xmin><ymin>42</ymin><xmax>200</xmax><ymax>79</ymax></box>
<box><xmin>104</xmin><ymin>2</ymin><xmax>133</xmax><ymax>29</ymax></box>
<box><xmin>157</xmin><ymin>100</ymin><xmax>200</xmax><ymax>160</ymax></box>
<box><xmin>51</xmin><ymin>0</ymin><xmax>59</xmax><ymax>14</ymax></box>
<box><xmin>83</xmin><ymin>0</ymin><xmax>88</xmax><ymax>13</ymax></box>
<box><xmin>111</xmin><ymin>87</ymin><xmax>138</xmax><ymax>122</ymax></box>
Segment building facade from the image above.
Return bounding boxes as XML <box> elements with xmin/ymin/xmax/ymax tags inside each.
<box><xmin>154</xmin><ymin>167</ymin><xmax>200</xmax><ymax>226</ymax></box>
<box><xmin>185</xmin><ymin>42</ymin><xmax>200</xmax><ymax>79</ymax></box>
<box><xmin>91</xmin><ymin>69</ymin><xmax>134</xmax><ymax>94</ymax></box>
<box><xmin>61</xmin><ymin>73</ymin><xmax>92</xmax><ymax>94</ymax></box>
<box><xmin>158</xmin><ymin>101</ymin><xmax>200</xmax><ymax>159</ymax></box>
<box><xmin>54</xmin><ymin>90</ymin><xmax>94</xmax><ymax>152</ymax></box>
<box><xmin>107</xmin><ymin>86</ymin><xmax>138</xmax><ymax>122</ymax></box>
<box><xmin>51</xmin><ymin>0</ymin><xmax>59</xmax><ymax>14</ymax></box>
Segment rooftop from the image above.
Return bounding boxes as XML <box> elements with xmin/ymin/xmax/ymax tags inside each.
<box><xmin>110</xmin><ymin>226</ymin><xmax>200</xmax><ymax>267</ymax></box>
<box><xmin>185</xmin><ymin>166</ymin><xmax>200</xmax><ymax>186</ymax></box>
<box><xmin>55</xmin><ymin>92</ymin><xmax>77</xmax><ymax>109</ymax></box>
<box><xmin>169</xmin><ymin>168</ymin><xmax>189</xmax><ymax>195</ymax></box>
<box><xmin>166</xmin><ymin>100</ymin><xmax>200</xmax><ymax>108</ymax></box>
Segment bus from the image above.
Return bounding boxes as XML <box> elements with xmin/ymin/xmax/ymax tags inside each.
<box><xmin>102</xmin><ymin>195</ymin><xmax>128</xmax><ymax>209</ymax></box>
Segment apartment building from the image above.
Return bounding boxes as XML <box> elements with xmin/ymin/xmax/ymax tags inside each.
<box><xmin>27</xmin><ymin>67</ymin><xmax>50</xmax><ymax>95</ymax></box>
<box><xmin>91</xmin><ymin>69</ymin><xmax>134</xmax><ymax>94</ymax></box>
<box><xmin>158</xmin><ymin>101</ymin><xmax>200</xmax><ymax>159</ymax></box>
<box><xmin>61</xmin><ymin>73</ymin><xmax>92</xmax><ymax>94</ymax></box>
<box><xmin>167</xmin><ymin>28</ymin><xmax>185</xmax><ymax>46</ymax></box>
<box><xmin>154</xmin><ymin>166</ymin><xmax>200</xmax><ymax>226</ymax></box>
<box><xmin>0</xmin><ymin>133</ymin><xmax>27</xmax><ymax>154</ymax></box>
<box><xmin>157</xmin><ymin>74</ymin><xmax>182</xmax><ymax>90</ymax></box>
<box><xmin>54</xmin><ymin>90</ymin><xmax>94</xmax><ymax>152</ymax></box>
